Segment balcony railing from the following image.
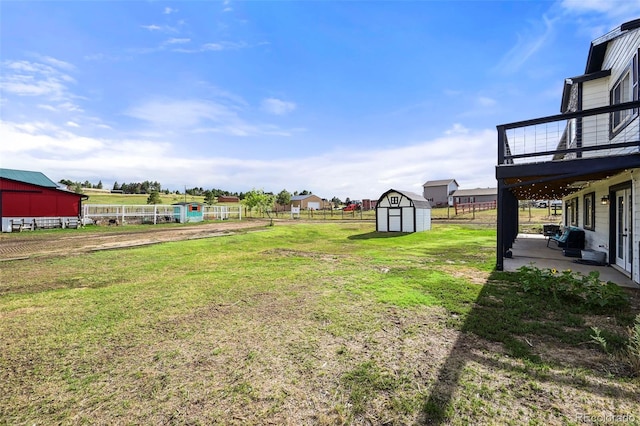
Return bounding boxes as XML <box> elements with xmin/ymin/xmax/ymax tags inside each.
<box><xmin>497</xmin><ymin>100</ymin><xmax>640</xmax><ymax>166</ymax></box>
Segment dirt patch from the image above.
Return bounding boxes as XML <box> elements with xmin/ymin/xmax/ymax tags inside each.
<box><xmin>0</xmin><ymin>220</ymin><xmax>268</xmax><ymax>261</ymax></box>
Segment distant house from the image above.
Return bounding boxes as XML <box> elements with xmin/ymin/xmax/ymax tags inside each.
<box><xmin>376</xmin><ymin>189</ymin><xmax>431</xmax><ymax>233</ymax></box>
<box><xmin>422</xmin><ymin>179</ymin><xmax>459</xmax><ymax>207</ymax></box>
<box><xmin>0</xmin><ymin>168</ymin><xmax>88</xmax><ymax>232</ymax></box>
<box><xmin>451</xmin><ymin>188</ymin><xmax>497</xmax><ymax>205</ymax></box>
<box><xmin>291</xmin><ymin>194</ymin><xmax>324</xmax><ymax>210</ymax></box>
<box><xmin>217</xmin><ymin>196</ymin><xmax>240</xmax><ymax>203</ymax></box>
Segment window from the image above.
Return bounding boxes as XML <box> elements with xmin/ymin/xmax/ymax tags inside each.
<box><xmin>583</xmin><ymin>193</ymin><xmax>595</xmax><ymax>230</ymax></box>
<box><xmin>570</xmin><ymin>197</ymin><xmax>579</xmax><ymax>227</ymax></box>
<box><xmin>390</xmin><ymin>196</ymin><xmax>399</xmax><ymax>204</ymax></box>
<box><xmin>610</xmin><ymin>53</ymin><xmax>639</xmax><ymax>136</ymax></box>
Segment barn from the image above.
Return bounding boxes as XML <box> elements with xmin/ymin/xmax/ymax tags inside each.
<box><xmin>291</xmin><ymin>194</ymin><xmax>324</xmax><ymax>210</ymax></box>
<box><xmin>0</xmin><ymin>168</ymin><xmax>88</xmax><ymax>232</ymax></box>
<box><xmin>376</xmin><ymin>189</ymin><xmax>431</xmax><ymax>233</ymax></box>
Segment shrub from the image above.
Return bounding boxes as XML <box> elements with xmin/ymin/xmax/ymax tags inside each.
<box><xmin>590</xmin><ymin>314</ymin><xmax>640</xmax><ymax>377</ymax></box>
<box><xmin>516</xmin><ymin>265</ymin><xmax>629</xmax><ymax>310</ymax></box>
<box><xmin>626</xmin><ymin>314</ymin><xmax>640</xmax><ymax>376</ymax></box>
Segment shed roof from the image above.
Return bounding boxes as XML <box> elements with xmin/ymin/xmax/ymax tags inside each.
<box><xmin>452</xmin><ymin>188</ymin><xmax>497</xmax><ymax>197</ymax></box>
<box><xmin>422</xmin><ymin>179</ymin><xmax>458</xmax><ymax>187</ymax></box>
<box><xmin>0</xmin><ymin>168</ymin><xmax>59</xmax><ymax>188</ymax></box>
<box><xmin>379</xmin><ymin>189</ymin><xmax>431</xmax><ymax>209</ymax></box>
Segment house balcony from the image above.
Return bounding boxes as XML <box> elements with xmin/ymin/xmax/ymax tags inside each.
<box><xmin>495</xmin><ymin>100</ymin><xmax>640</xmax><ymax>272</ymax></box>
<box><xmin>497</xmin><ymin>100</ymin><xmax>640</xmax><ymax>201</ymax></box>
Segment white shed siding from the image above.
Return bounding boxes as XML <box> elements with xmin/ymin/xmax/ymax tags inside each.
<box><xmin>377</xmin><ymin>208</ymin><xmax>388</xmax><ymax>232</ymax></box>
<box><xmin>415</xmin><ymin>208</ymin><xmax>431</xmax><ymax>232</ymax></box>
<box><xmin>402</xmin><ymin>208</ymin><xmax>414</xmax><ymax>232</ymax></box>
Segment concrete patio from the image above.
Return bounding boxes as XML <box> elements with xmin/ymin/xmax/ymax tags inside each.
<box><xmin>502</xmin><ymin>234</ymin><xmax>640</xmax><ymax>289</ymax></box>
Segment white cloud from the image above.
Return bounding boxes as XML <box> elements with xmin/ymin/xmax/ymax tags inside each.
<box><xmin>125</xmin><ymin>99</ymin><xmax>239</xmax><ymax>128</ymax></box>
<box><xmin>261</xmin><ymin>98</ymin><xmax>297</xmax><ymax>116</ymax></box>
<box><xmin>1</xmin><ymin>59</ymin><xmax>76</xmax><ymax>100</ymax></box>
<box><xmin>163</xmin><ymin>7</ymin><xmax>178</xmax><ymax>15</ymax></box>
<box><xmin>561</xmin><ymin>0</ymin><xmax>640</xmax><ymax>20</ymax></box>
<box><xmin>0</xmin><ymin>120</ymin><xmax>497</xmax><ymax>200</ymax></box>
<box><xmin>494</xmin><ymin>14</ymin><xmax>557</xmax><ymax>75</ymax></box>
<box><xmin>66</xmin><ymin>121</ymin><xmax>80</xmax><ymax>128</ymax></box>
<box><xmin>477</xmin><ymin>96</ymin><xmax>497</xmax><ymax>107</ymax></box>
<box><xmin>164</xmin><ymin>38</ymin><xmax>190</xmax><ymax>45</ymax></box>
<box><xmin>124</xmin><ymin>97</ymin><xmax>297</xmax><ymax>137</ymax></box>
<box><xmin>141</xmin><ymin>24</ymin><xmax>177</xmax><ymax>33</ymax></box>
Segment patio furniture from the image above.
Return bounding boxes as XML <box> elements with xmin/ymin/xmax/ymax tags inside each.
<box><xmin>543</xmin><ymin>224</ymin><xmax>561</xmax><ymax>238</ymax></box>
<box><xmin>547</xmin><ymin>226</ymin><xmax>585</xmax><ymax>249</ymax></box>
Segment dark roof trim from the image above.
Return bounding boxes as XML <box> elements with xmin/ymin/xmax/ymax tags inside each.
<box><xmin>377</xmin><ymin>188</ymin><xmax>431</xmax><ymax>209</ymax></box>
<box><xmin>621</xmin><ymin>18</ymin><xmax>640</xmax><ymax>32</ymax></box>
<box><xmin>560</xmin><ymin>69</ymin><xmax>612</xmax><ymax>112</ymax></box>
<box><xmin>586</xmin><ymin>18</ymin><xmax>640</xmax><ymax>74</ymax></box>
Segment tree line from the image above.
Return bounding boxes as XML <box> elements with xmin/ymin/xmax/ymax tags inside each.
<box><xmin>59</xmin><ymin>178</ymin><xmax>347</xmax><ymax>208</ymax></box>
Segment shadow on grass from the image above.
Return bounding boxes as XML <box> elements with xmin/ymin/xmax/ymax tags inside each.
<box><xmin>348</xmin><ymin>231</ymin><xmax>413</xmax><ymax>240</ymax></box>
<box><xmin>421</xmin><ymin>270</ymin><xmax>640</xmax><ymax>424</ymax></box>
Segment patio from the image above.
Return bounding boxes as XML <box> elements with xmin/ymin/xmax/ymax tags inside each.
<box><xmin>502</xmin><ymin>233</ymin><xmax>639</xmax><ymax>289</ymax></box>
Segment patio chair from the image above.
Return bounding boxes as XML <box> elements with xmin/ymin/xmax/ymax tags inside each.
<box><xmin>547</xmin><ymin>226</ymin><xmax>585</xmax><ymax>250</ymax></box>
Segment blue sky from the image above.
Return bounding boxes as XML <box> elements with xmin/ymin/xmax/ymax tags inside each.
<box><xmin>2</xmin><ymin>1</ymin><xmax>640</xmax><ymax>200</ymax></box>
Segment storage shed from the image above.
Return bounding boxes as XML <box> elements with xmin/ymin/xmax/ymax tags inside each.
<box><xmin>376</xmin><ymin>189</ymin><xmax>431</xmax><ymax>233</ymax></box>
<box><xmin>173</xmin><ymin>202</ymin><xmax>204</xmax><ymax>223</ymax></box>
<box><xmin>1</xmin><ymin>168</ymin><xmax>88</xmax><ymax>232</ymax></box>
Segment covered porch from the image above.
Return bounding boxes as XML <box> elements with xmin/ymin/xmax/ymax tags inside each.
<box><xmin>503</xmin><ymin>233</ymin><xmax>639</xmax><ymax>289</ymax></box>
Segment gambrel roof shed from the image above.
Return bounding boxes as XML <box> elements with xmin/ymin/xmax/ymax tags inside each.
<box><xmin>376</xmin><ymin>189</ymin><xmax>431</xmax><ymax>233</ymax></box>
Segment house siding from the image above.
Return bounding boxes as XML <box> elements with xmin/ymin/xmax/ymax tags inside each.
<box><xmin>561</xmin><ymin>170</ymin><xmax>638</xmax><ymax>278</ymax></box>
<box><xmin>634</xmin><ymin>174</ymin><xmax>640</xmax><ymax>283</ymax></box>
<box><xmin>604</xmin><ymin>30</ymin><xmax>640</xmax><ymax>156</ymax></box>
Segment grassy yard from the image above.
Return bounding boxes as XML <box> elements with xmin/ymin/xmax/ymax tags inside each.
<box><xmin>1</xmin><ymin>222</ymin><xmax>638</xmax><ymax>424</ymax></box>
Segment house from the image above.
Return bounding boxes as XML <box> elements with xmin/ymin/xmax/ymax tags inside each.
<box><xmin>0</xmin><ymin>168</ymin><xmax>88</xmax><ymax>232</ymax></box>
<box><xmin>291</xmin><ymin>194</ymin><xmax>324</xmax><ymax>210</ymax></box>
<box><xmin>422</xmin><ymin>179</ymin><xmax>459</xmax><ymax>207</ymax></box>
<box><xmin>376</xmin><ymin>189</ymin><xmax>431</xmax><ymax>232</ymax></box>
<box><xmin>173</xmin><ymin>202</ymin><xmax>204</xmax><ymax>223</ymax></box>
<box><xmin>451</xmin><ymin>188</ymin><xmax>497</xmax><ymax>205</ymax></box>
<box><xmin>495</xmin><ymin>19</ymin><xmax>640</xmax><ymax>285</ymax></box>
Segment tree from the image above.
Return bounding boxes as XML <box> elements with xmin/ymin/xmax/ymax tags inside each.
<box><xmin>204</xmin><ymin>190</ymin><xmax>217</xmax><ymax>206</ymax></box>
<box><xmin>147</xmin><ymin>191</ymin><xmax>162</xmax><ymax>204</ymax></box>
<box><xmin>112</xmin><ymin>181</ymin><xmax>120</xmax><ymax>191</ymax></box>
<box><xmin>276</xmin><ymin>189</ymin><xmax>291</xmax><ymax>210</ymax></box>
<box><xmin>97</xmin><ymin>180</ymin><xmax>103</xmax><ymax>189</ymax></box>
<box><xmin>243</xmin><ymin>188</ymin><xmax>275</xmax><ymax>223</ymax></box>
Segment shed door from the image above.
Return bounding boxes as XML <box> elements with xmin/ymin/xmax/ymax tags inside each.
<box><xmin>389</xmin><ymin>208</ymin><xmax>401</xmax><ymax>232</ymax></box>
<box><xmin>307</xmin><ymin>202</ymin><xmax>320</xmax><ymax>210</ymax></box>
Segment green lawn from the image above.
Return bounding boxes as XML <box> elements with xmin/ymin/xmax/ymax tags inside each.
<box><xmin>1</xmin><ymin>222</ymin><xmax>637</xmax><ymax>424</ymax></box>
